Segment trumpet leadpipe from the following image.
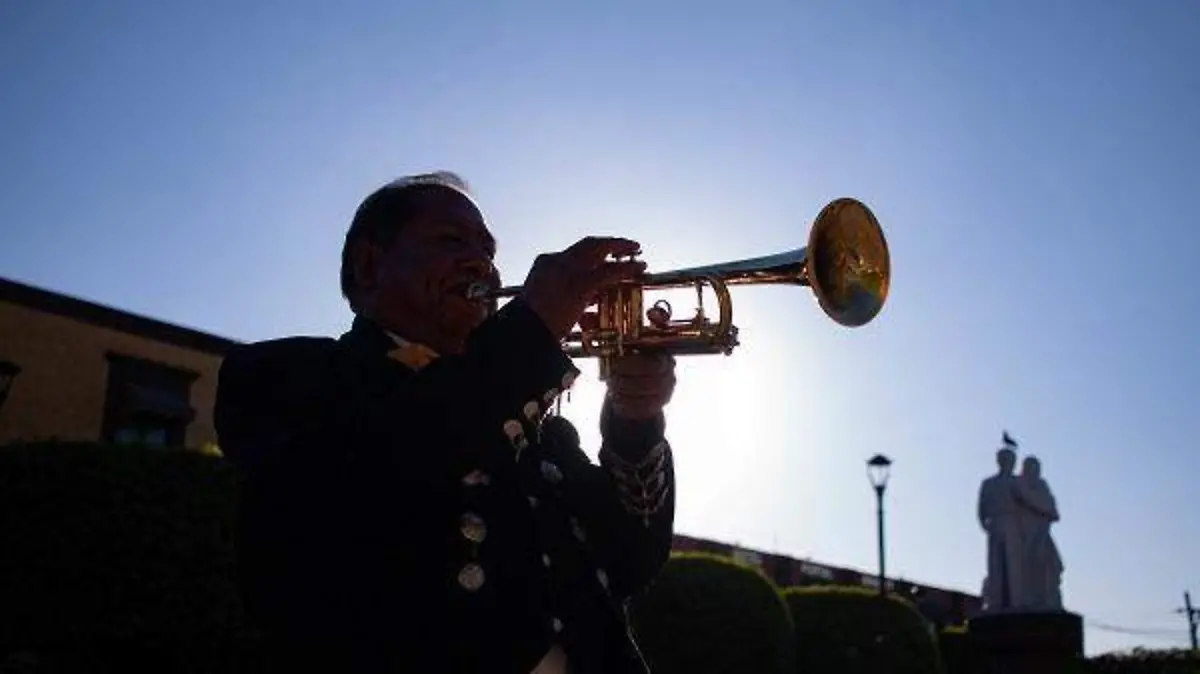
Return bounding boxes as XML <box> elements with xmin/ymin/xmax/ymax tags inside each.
<box><xmin>465</xmin><ymin>281</ymin><xmax>520</xmax><ymax>300</ymax></box>
<box><xmin>462</xmin><ymin>196</ymin><xmax>888</xmax><ymax>330</ymax></box>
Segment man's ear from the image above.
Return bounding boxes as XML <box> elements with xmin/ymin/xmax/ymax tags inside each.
<box><xmin>350</xmin><ymin>240</ymin><xmax>381</xmax><ymax>299</ymax></box>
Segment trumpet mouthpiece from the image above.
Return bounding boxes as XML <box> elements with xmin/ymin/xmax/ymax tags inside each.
<box><xmin>465</xmin><ymin>281</ymin><xmax>492</xmax><ymax>300</ymax></box>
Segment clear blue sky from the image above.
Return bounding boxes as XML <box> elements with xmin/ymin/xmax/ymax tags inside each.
<box><xmin>3</xmin><ymin>0</ymin><xmax>1198</xmax><ymax>656</ymax></box>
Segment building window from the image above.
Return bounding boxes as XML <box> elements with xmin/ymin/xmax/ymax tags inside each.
<box><xmin>0</xmin><ymin>360</ymin><xmax>20</xmax><ymax>416</ymax></box>
<box><xmin>102</xmin><ymin>353</ymin><xmax>198</xmax><ymax>449</ymax></box>
<box><xmin>799</xmin><ymin>561</ymin><xmax>836</xmax><ymax>582</ymax></box>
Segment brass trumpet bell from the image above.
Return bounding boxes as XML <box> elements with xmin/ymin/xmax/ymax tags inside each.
<box><xmin>478</xmin><ymin>197</ymin><xmax>890</xmax><ymax>379</ymax></box>
<box><xmin>640</xmin><ymin>197</ymin><xmax>890</xmax><ymax>329</ymax></box>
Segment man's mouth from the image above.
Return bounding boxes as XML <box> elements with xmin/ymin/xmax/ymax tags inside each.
<box><xmin>448</xmin><ymin>280</ymin><xmax>490</xmax><ymax>305</ymax></box>
<box><xmin>464</xmin><ymin>281</ymin><xmax>492</xmax><ymax>301</ymax></box>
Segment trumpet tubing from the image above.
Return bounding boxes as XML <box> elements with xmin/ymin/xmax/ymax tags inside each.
<box><xmin>476</xmin><ymin>197</ymin><xmax>890</xmax><ymax>379</ymax></box>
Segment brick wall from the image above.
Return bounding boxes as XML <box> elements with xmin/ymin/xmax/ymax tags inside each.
<box><xmin>0</xmin><ymin>300</ymin><xmax>223</xmax><ymax>448</ymax></box>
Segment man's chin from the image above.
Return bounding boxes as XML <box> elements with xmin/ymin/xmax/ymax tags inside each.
<box><xmin>445</xmin><ymin>295</ymin><xmax>489</xmax><ymax>323</ymax></box>
<box><xmin>435</xmin><ymin>301</ymin><xmax>487</xmax><ymax>345</ymax></box>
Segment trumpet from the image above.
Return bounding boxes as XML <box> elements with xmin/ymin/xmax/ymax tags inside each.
<box><xmin>469</xmin><ymin>197</ymin><xmax>890</xmax><ymax>380</ymax></box>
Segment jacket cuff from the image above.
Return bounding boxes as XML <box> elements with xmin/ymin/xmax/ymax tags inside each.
<box><xmin>599</xmin><ymin>398</ymin><xmax>666</xmax><ymax>463</ymax></box>
<box><xmin>598</xmin><ymin>433</ymin><xmax>672</xmax><ymax>526</ymax></box>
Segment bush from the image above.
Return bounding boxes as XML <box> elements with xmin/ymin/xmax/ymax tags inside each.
<box><xmin>937</xmin><ymin>625</ymin><xmax>984</xmax><ymax>674</ymax></box>
<box><xmin>0</xmin><ymin>441</ymin><xmax>260</xmax><ymax>672</ymax></box>
<box><xmin>784</xmin><ymin>584</ymin><xmax>944</xmax><ymax>674</ymax></box>
<box><xmin>629</xmin><ymin>552</ymin><xmax>795</xmax><ymax>674</ymax></box>
<box><xmin>1087</xmin><ymin>647</ymin><xmax>1200</xmax><ymax>674</ymax></box>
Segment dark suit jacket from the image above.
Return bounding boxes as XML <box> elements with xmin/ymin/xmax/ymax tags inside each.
<box><xmin>213</xmin><ymin>298</ymin><xmax>676</xmax><ymax>673</ymax></box>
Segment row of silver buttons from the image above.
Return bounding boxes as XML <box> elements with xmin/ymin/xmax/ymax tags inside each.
<box><xmin>453</xmin><ymin>368</ymin><xmax>585</xmax><ymax>638</ymax></box>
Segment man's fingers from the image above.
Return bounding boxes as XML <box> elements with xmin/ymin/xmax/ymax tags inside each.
<box><xmin>608</xmin><ymin>369</ymin><xmax>676</xmax><ymax>400</ymax></box>
<box><xmin>606</xmin><ymin>351</ymin><xmax>676</xmax><ymax>418</ymax></box>
<box><xmin>589</xmin><ymin>260</ymin><xmax>647</xmax><ymax>289</ymax></box>
<box><xmin>609</xmin><ymin>381</ymin><xmax>675</xmax><ymax>402</ymax></box>
<box><xmin>608</xmin><ymin>352</ymin><xmax>675</xmax><ymax>376</ymax></box>
<box><xmin>609</xmin><ymin>387</ymin><xmax>675</xmax><ymax>417</ymax></box>
<box><xmin>564</xmin><ymin>236</ymin><xmax>642</xmax><ymax>267</ymax></box>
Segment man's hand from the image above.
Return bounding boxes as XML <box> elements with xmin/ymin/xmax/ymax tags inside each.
<box><xmin>605</xmin><ymin>352</ymin><xmax>676</xmax><ymax>420</ymax></box>
<box><xmin>520</xmin><ymin>236</ymin><xmax>646</xmax><ymax>339</ymax></box>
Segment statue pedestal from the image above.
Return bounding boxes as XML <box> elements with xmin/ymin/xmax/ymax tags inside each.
<box><xmin>967</xmin><ymin>611</ymin><xmax>1084</xmax><ymax>674</ymax></box>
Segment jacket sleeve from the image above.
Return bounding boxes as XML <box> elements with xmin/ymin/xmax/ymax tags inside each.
<box><xmin>215</xmin><ymin>298</ymin><xmax>581</xmax><ymax>484</ymax></box>
<box><xmin>543</xmin><ymin>403</ymin><xmax>676</xmax><ymax>602</ymax></box>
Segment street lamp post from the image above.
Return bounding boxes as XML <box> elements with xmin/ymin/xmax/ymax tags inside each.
<box><xmin>0</xmin><ymin>361</ymin><xmax>19</xmax><ymax>417</ymax></box>
<box><xmin>866</xmin><ymin>453</ymin><xmax>893</xmax><ymax>597</ymax></box>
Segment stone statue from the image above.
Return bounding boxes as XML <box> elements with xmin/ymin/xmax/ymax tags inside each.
<box><xmin>977</xmin><ymin>446</ymin><xmax>1025</xmax><ymax>613</ymax></box>
<box><xmin>1013</xmin><ymin>455</ymin><xmax>1064</xmax><ymax>611</ymax></box>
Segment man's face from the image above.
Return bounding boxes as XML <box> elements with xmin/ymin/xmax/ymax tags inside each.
<box><xmin>362</xmin><ymin>187</ymin><xmax>498</xmax><ymax>353</ymax></box>
<box><xmin>997</xmin><ymin>449</ymin><xmax>1016</xmax><ymax>474</ymax></box>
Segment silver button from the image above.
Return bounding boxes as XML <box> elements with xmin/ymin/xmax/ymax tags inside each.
<box><xmin>458</xmin><ymin>563</ymin><xmax>486</xmax><ymax>591</ymax></box>
<box><xmin>460</xmin><ymin>512</ymin><xmax>487</xmax><ymax>543</ymax></box>
<box><xmin>541</xmin><ymin>460</ymin><xmax>563</xmax><ymax>484</ymax></box>
<box><xmin>596</xmin><ymin>568</ymin><xmax>609</xmax><ymax>590</ymax></box>
<box><xmin>502</xmin><ymin>419</ymin><xmax>529</xmax><ymax>455</ymax></box>
<box><xmin>462</xmin><ymin>470</ymin><xmax>490</xmax><ymax>487</ymax></box>
<box><xmin>542</xmin><ymin>553</ymin><xmax>552</xmax><ymax>567</ymax></box>
<box><xmin>502</xmin><ymin>419</ymin><xmax>523</xmax><ymax>438</ymax></box>
<box><xmin>522</xmin><ymin>400</ymin><xmax>540</xmax><ymax>422</ymax></box>
<box><xmin>552</xmin><ymin>617</ymin><xmax>564</xmax><ymax>633</ymax></box>
<box><xmin>528</xmin><ymin>495</ymin><xmax>539</xmax><ymax>508</ymax></box>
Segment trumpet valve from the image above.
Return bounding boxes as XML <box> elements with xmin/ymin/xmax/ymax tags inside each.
<box><xmin>646</xmin><ymin>301</ymin><xmax>672</xmax><ymax>329</ymax></box>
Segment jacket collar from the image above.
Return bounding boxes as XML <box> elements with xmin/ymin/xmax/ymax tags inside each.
<box><xmin>340</xmin><ymin>315</ymin><xmax>441</xmax><ymax>371</ymax></box>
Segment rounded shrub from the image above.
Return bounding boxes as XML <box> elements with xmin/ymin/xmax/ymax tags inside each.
<box><xmin>0</xmin><ymin>441</ymin><xmax>260</xmax><ymax>672</ymax></box>
<box><xmin>938</xmin><ymin>624</ymin><xmax>980</xmax><ymax>674</ymax></box>
<box><xmin>629</xmin><ymin>551</ymin><xmax>795</xmax><ymax>674</ymax></box>
<box><xmin>784</xmin><ymin>584</ymin><xmax>943</xmax><ymax>674</ymax></box>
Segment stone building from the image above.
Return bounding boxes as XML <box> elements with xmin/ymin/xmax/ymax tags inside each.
<box><xmin>0</xmin><ymin>276</ymin><xmax>234</xmax><ymax>449</ymax></box>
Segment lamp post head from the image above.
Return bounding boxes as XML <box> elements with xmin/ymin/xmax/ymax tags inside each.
<box><xmin>866</xmin><ymin>453</ymin><xmax>892</xmax><ymax>492</ymax></box>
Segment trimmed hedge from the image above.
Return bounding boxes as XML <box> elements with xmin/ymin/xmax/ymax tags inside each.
<box><xmin>937</xmin><ymin>625</ymin><xmax>985</xmax><ymax>674</ymax></box>
<box><xmin>1086</xmin><ymin>648</ymin><xmax>1200</xmax><ymax>674</ymax></box>
<box><xmin>629</xmin><ymin>552</ymin><xmax>796</xmax><ymax>674</ymax></box>
<box><xmin>784</xmin><ymin>584</ymin><xmax>944</xmax><ymax>674</ymax></box>
<box><xmin>0</xmin><ymin>441</ymin><xmax>260</xmax><ymax>672</ymax></box>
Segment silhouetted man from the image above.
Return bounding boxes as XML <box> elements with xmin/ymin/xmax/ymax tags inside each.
<box><xmin>978</xmin><ymin>447</ymin><xmax>1023</xmax><ymax>613</ymax></box>
<box><xmin>214</xmin><ymin>172</ymin><xmax>678</xmax><ymax>673</ymax></box>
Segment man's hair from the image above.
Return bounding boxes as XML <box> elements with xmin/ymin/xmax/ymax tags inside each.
<box><xmin>339</xmin><ymin>172</ymin><xmax>472</xmax><ymax>309</ymax></box>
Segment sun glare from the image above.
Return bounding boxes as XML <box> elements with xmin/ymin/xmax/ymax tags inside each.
<box><xmin>555</xmin><ymin>282</ymin><xmax>830</xmax><ymax>548</ymax></box>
